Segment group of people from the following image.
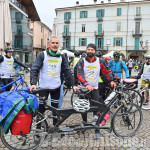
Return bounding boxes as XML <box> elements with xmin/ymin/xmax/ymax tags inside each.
<box><xmin>1</xmin><ymin>36</ymin><xmax>150</xmax><ymax>138</ymax></box>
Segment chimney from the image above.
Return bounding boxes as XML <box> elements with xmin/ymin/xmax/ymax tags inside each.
<box><xmin>108</xmin><ymin>0</ymin><xmax>111</xmax><ymax>3</ymax></box>
<box><xmin>101</xmin><ymin>1</ymin><xmax>104</xmax><ymax>4</ymax></box>
<box><xmin>76</xmin><ymin>1</ymin><xmax>79</xmax><ymax>6</ymax></box>
<box><xmin>94</xmin><ymin>0</ymin><xmax>97</xmax><ymax>4</ymax></box>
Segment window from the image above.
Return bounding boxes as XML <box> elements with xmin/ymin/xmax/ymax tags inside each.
<box><xmin>135</xmin><ymin>22</ymin><xmax>140</xmax><ymax>34</ymax></box>
<box><xmin>113</xmin><ymin>37</ymin><xmax>123</xmax><ymax>46</ymax></box>
<box><xmin>15</xmin><ymin>12</ymin><xmax>23</xmax><ymax>23</ymax></box>
<box><xmin>79</xmin><ymin>38</ymin><xmax>87</xmax><ymax>46</ymax></box>
<box><xmin>98</xmin><ymin>38</ymin><xmax>102</xmax><ymax>49</ymax></box>
<box><xmin>96</xmin><ymin>9</ymin><xmax>105</xmax><ymax>18</ymax></box>
<box><xmin>117</xmin><ymin>22</ymin><xmax>121</xmax><ymax>32</ymax></box>
<box><xmin>63</xmin><ymin>38</ymin><xmax>71</xmax><ymax>49</ymax></box>
<box><xmin>80</xmin><ymin>11</ymin><xmax>88</xmax><ymax>18</ymax></box>
<box><xmin>136</xmin><ymin>7</ymin><xmax>141</xmax><ymax>16</ymax></box>
<box><xmin>82</xmin><ymin>24</ymin><xmax>85</xmax><ymax>32</ymax></box>
<box><xmin>15</xmin><ymin>38</ymin><xmax>23</xmax><ymax>48</ymax></box>
<box><xmin>135</xmin><ymin>37</ymin><xmax>139</xmax><ymax>50</ymax></box>
<box><xmin>41</xmin><ymin>25</ymin><xmax>43</xmax><ymax>32</ymax></box>
<box><xmin>64</xmin><ymin>12</ymin><xmax>71</xmax><ymax>19</ymax></box>
<box><xmin>64</xmin><ymin>25</ymin><xmax>69</xmax><ymax>36</ymax></box>
<box><xmin>117</xmin><ymin>8</ymin><xmax>122</xmax><ymax>16</ymax></box>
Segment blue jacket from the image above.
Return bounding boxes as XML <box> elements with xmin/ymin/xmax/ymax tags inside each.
<box><xmin>108</xmin><ymin>59</ymin><xmax>129</xmax><ymax>79</ymax></box>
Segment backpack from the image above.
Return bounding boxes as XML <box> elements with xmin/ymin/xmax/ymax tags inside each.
<box><xmin>110</xmin><ymin>59</ymin><xmax>123</xmax><ymax>69</ymax></box>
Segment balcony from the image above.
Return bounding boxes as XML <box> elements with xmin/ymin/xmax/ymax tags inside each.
<box><xmin>13</xmin><ymin>45</ymin><xmax>33</xmax><ymax>51</ymax></box>
<box><xmin>64</xmin><ymin>19</ymin><xmax>70</xmax><ymax>24</ymax></box>
<box><xmin>126</xmin><ymin>46</ymin><xmax>147</xmax><ymax>53</ymax></box>
<box><xmin>134</xmin><ymin>15</ymin><xmax>142</xmax><ymax>20</ymax></box>
<box><xmin>15</xmin><ymin>32</ymin><xmax>23</xmax><ymax>37</ymax></box>
<box><xmin>132</xmin><ymin>30</ymin><xmax>142</xmax><ymax>37</ymax></box>
<box><xmin>97</xmin><ymin>17</ymin><xmax>103</xmax><ymax>22</ymax></box>
<box><xmin>34</xmin><ymin>44</ymin><xmax>46</xmax><ymax>49</ymax></box>
<box><xmin>16</xmin><ymin>19</ymin><xmax>21</xmax><ymax>23</ymax></box>
<box><xmin>95</xmin><ymin>31</ymin><xmax>104</xmax><ymax>37</ymax></box>
<box><xmin>96</xmin><ymin>46</ymin><xmax>108</xmax><ymax>52</ymax></box>
<box><xmin>62</xmin><ymin>32</ymin><xmax>71</xmax><ymax>37</ymax></box>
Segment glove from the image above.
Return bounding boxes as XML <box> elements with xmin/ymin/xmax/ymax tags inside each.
<box><xmin>85</xmin><ymin>85</ymin><xmax>94</xmax><ymax>91</ymax></box>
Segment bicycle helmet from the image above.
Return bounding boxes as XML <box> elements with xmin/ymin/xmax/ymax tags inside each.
<box><xmin>74</xmin><ymin>51</ymin><xmax>80</xmax><ymax>57</ymax></box>
<box><xmin>105</xmin><ymin>57</ymin><xmax>111</xmax><ymax>61</ymax></box>
<box><xmin>81</xmin><ymin>53</ymin><xmax>87</xmax><ymax>58</ymax></box>
<box><xmin>73</xmin><ymin>99</ymin><xmax>90</xmax><ymax>112</ymax></box>
<box><xmin>145</xmin><ymin>55</ymin><xmax>150</xmax><ymax>60</ymax></box>
<box><xmin>95</xmin><ymin>51</ymin><xmax>102</xmax><ymax>58</ymax></box>
<box><xmin>5</xmin><ymin>47</ymin><xmax>14</xmax><ymax>53</ymax></box>
<box><xmin>113</xmin><ymin>51</ymin><xmax>120</xmax><ymax>58</ymax></box>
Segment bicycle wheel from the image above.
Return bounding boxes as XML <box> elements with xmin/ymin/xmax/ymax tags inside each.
<box><xmin>140</xmin><ymin>89</ymin><xmax>150</xmax><ymax>110</ymax></box>
<box><xmin>0</xmin><ymin>111</ymin><xmax>48</xmax><ymax>150</ymax></box>
<box><xmin>124</xmin><ymin>89</ymin><xmax>143</xmax><ymax>107</ymax></box>
<box><xmin>112</xmin><ymin>103</ymin><xmax>143</xmax><ymax>137</ymax></box>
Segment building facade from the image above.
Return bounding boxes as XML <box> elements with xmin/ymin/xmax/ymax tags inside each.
<box><xmin>56</xmin><ymin>0</ymin><xmax>150</xmax><ymax>61</ymax></box>
<box><xmin>9</xmin><ymin>0</ymin><xmax>40</xmax><ymax>63</ymax></box>
<box><xmin>31</xmin><ymin>21</ymin><xmax>52</xmax><ymax>60</ymax></box>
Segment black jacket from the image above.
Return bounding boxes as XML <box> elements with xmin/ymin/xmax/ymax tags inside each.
<box><xmin>30</xmin><ymin>49</ymin><xmax>74</xmax><ymax>86</ymax></box>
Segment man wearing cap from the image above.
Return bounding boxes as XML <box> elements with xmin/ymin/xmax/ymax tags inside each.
<box><xmin>77</xmin><ymin>43</ymin><xmax>114</xmax><ymax>138</ymax></box>
<box><xmin>0</xmin><ymin>48</ymin><xmax>29</xmax><ymax>91</ymax></box>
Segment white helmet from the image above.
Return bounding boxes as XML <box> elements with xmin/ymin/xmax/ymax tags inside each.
<box><xmin>73</xmin><ymin>99</ymin><xmax>90</xmax><ymax>112</ymax></box>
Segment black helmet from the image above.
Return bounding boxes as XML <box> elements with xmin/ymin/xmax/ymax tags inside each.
<box><xmin>95</xmin><ymin>51</ymin><xmax>102</xmax><ymax>58</ymax></box>
<box><xmin>113</xmin><ymin>51</ymin><xmax>120</xmax><ymax>58</ymax></box>
<box><xmin>5</xmin><ymin>47</ymin><xmax>14</xmax><ymax>53</ymax></box>
<box><xmin>81</xmin><ymin>53</ymin><xmax>86</xmax><ymax>58</ymax></box>
<box><xmin>74</xmin><ymin>51</ymin><xmax>80</xmax><ymax>57</ymax></box>
<box><xmin>145</xmin><ymin>55</ymin><xmax>150</xmax><ymax>59</ymax></box>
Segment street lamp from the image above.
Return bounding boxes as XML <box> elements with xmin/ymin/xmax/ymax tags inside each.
<box><xmin>140</xmin><ymin>39</ymin><xmax>149</xmax><ymax>61</ymax></box>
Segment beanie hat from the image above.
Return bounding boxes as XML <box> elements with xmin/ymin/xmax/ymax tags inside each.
<box><xmin>87</xmin><ymin>43</ymin><xmax>96</xmax><ymax>50</ymax></box>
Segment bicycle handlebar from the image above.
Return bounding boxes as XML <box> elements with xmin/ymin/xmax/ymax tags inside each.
<box><xmin>31</xmin><ymin>88</ymin><xmax>50</xmax><ymax>94</ymax></box>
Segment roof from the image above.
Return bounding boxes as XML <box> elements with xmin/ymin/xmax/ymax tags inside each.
<box><xmin>17</xmin><ymin>0</ymin><xmax>40</xmax><ymax>21</ymax></box>
<box><xmin>55</xmin><ymin>0</ymin><xmax>150</xmax><ymax>13</ymax></box>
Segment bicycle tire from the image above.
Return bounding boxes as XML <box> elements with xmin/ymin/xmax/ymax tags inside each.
<box><xmin>139</xmin><ymin>89</ymin><xmax>150</xmax><ymax>110</ymax></box>
<box><xmin>111</xmin><ymin>103</ymin><xmax>142</xmax><ymax>137</ymax></box>
<box><xmin>124</xmin><ymin>89</ymin><xmax>143</xmax><ymax>108</ymax></box>
<box><xmin>0</xmin><ymin>111</ymin><xmax>48</xmax><ymax>150</ymax></box>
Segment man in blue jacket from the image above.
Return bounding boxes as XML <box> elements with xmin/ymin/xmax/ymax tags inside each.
<box><xmin>108</xmin><ymin>51</ymin><xmax>129</xmax><ymax>80</ymax></box>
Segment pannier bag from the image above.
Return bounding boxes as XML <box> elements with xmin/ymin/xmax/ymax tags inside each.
<box><xmin>10</xmin><ymin>109</ymin><xmax>32</xmax><ymax>135</ymax></box>
<box><xmin>123</xmin><ymin>78</ymin><xmax>138</xmax><ymax>89</ymax></box>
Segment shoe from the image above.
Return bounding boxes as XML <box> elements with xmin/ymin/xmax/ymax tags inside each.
<box><xmin>95</xmin><ymin>129</ymin><xmax>101</xmax><ymax>139</ymax></box>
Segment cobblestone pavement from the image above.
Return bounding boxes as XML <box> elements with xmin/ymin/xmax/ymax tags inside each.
<box><xmin>0</xmin><ymin>70</ymin><xmax>150</xmax><ymax>150</ymax></box>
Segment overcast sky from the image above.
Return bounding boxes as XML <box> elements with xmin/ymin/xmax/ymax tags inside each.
<box><xmin>32</xmin><ymin>0</ymin><xmax>140</xmax><ymax>29</ymax></box>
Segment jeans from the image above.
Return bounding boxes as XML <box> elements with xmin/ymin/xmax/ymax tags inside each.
<box><xmin>58</xmin><ymin>84</ymin><xmax>64</xmax><ymax>108</ymax></box>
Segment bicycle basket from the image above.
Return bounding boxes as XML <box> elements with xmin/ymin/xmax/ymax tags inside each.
<box><xmin>123</xmin><ymin>79</ymin><xmax>138</xmax><ymax>89</ymax></box>
<box><xmin>73</xmin><ymin>98</ymin><xmax>90</xmax><ymax>112</ymax></box>
<box><xmin>10</xmin><ymin>109</ymin><xmax>32</xmax><ymax>135</ymax></box>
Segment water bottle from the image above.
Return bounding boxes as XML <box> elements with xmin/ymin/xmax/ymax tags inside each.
<box><xmin>101</xmin><ymin>113</ymin><xmax>110</xmax><ymax>126</ymax></box>
<box><xmin>104</xmin><ymin>92</ymin><xmax>116</xmax><ymax>104</ymax></box>
<box><xmin>92</xmin><ymin>115</ymin><xmax>99</xmax><ymax>126</ymax></box>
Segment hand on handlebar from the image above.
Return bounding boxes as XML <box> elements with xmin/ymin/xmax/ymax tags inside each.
<box><xmin>30</xmin><ymin>85</ymin><xmax>36</xmax><ymax>92</ymax></box>
<box><xmin>73</xmin><ymin>86</ymin><xmax>79</xmax><ymax>92</ymax></box>
<box><xmin>110</xmin><ymin>81</ymin><xmax>116</xmax><ymax>88</ymax></box>
<box><xmin>86</xmin><ymin>85</ymin><xmax>94</xmax><ymax>91</ymax></box>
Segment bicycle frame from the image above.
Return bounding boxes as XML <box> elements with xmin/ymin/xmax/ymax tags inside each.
<box><xmin>0</xmin><ymin>75</ymin><xmax>25</xmax><ymax>92</ymax></box>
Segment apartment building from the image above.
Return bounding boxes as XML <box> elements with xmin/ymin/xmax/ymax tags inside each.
<box><xmin>9</xmin><ymin>0</ymin><xmax>40</xmax><ymax>63</ymax></box>
<box><xmin>31</xmin><ymin>21</ymin><xmax>52</xmax><ymax>59</ymax></box>
<box><xmin>56</xmin><ymin>0</ymin><xmax>150</xmax><ymax>60</ymax></box>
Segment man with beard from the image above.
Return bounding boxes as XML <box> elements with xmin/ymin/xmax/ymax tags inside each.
<box><xmin>76</xmin><ymin>43</ymin><xmax>114</xmax><ymax>138</ymax></box>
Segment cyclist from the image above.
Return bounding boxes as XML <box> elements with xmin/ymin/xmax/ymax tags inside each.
<box><xmin>135</xmin><ymin>55</ymin><xmax>150</xmax><ymax>104</ymax></box>
<box><xmin>0</xmin><ymin>47</ymin><xmax>30</xmax><ymax>91</ymax></box>
<box><xmin>30</xmin><ymin>36</ymin><xmax>78</xmax><ymax>125</ymax></box>
<box><xmin>108</xmin><ymin>51</ymin><xmax>129</xmax><ymax>82</ymax></box>
<box><xmin>69</xmin><ymin>51</ymin><xmax>80</xmax><ymax>71</ymax></box>
<box><xmin>77</xmin><ymin>43</ymin><xmax>114</xmax><ymax>138</ymax></box>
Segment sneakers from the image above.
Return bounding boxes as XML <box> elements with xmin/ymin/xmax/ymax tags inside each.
<box><xmin>95</xmin><ymin>129</ymin><xmax>101</xmax><ymax>139</ymax></box>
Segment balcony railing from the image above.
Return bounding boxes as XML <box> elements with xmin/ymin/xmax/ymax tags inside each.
<box><xmin>96</xmin><ymin>46</ymin><xmax>108</xmax><ymax>51</ymax></box>
<box><xmin>134</xmin><ymin>15</ymin><xmax>142</xmax><ymax>20</ymax></box>
<box><xmin>15</xmin><ymin>32</ymin><xmax>23</xmax><ymax>37</ymax></box>
<box><xmin>97</xmin><ymin>16</ymin><xmax>103</xmax><ymax>22</ymax></box>
<box><xmin>12</xmin><ymin>45</ymin><xmax>33</xmax><ymax>51</ymax></box>
<box><xmin>132</xmin><ymin>30</ymin><xmax>142</xmax><ymax>37</ymax></box>
<box><xmin>64</xmin><ymin>19</ymin><xmax>70</xmax><ymax>24</ymax></box>
<box><xmin>126</xmin><ymin>46</ymin><xmax>147</xmax><ymax>53</ymax></box>
<box><xmin>62</xmin><ymin>32</ymin><xmax>71</xmax><ymax>37</ymax></box>
<box><xmin>95</xmin><ymin>31</ymin><xmax>104</xmax><ymax>37</ymax></box>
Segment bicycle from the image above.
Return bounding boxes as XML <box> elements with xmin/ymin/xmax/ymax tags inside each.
<box><xmin>0</xmin><ymin>87</ymin><xmax>143</xmax><ymax>150</ymax></box>
<box><xmin>0</xmin><ymin>72</ymin><xmax>28</xmax><ymax>92</ymax></box>
<box><xmin>138</xmin><ymin>79</ymin><xmax>150</xmax><ymax>110</ymax></box>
